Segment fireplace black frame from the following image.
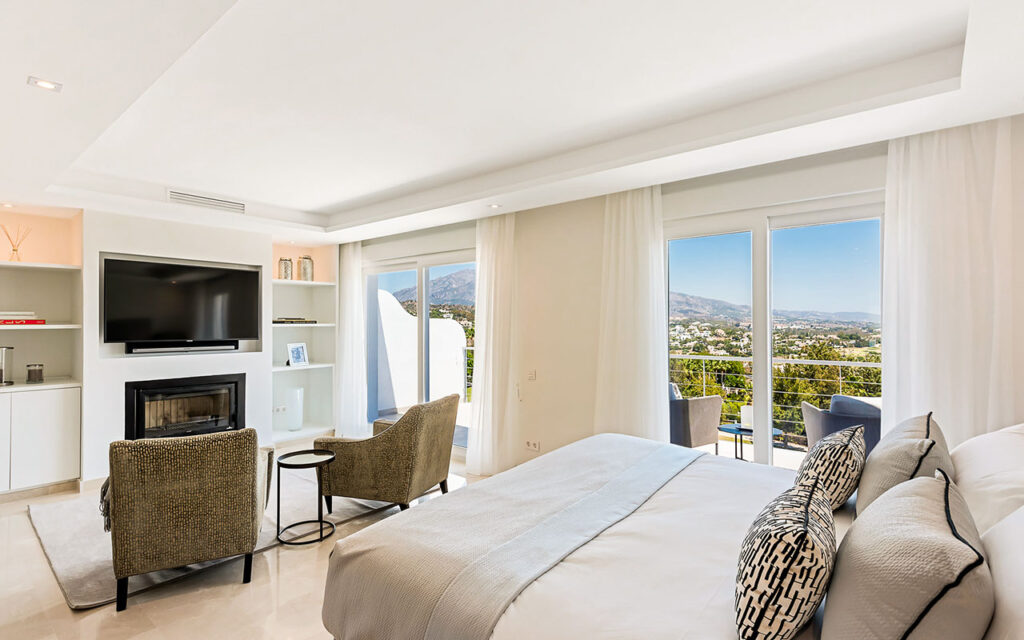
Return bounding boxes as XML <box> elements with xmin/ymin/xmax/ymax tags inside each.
<box><xmin>124</xmin><ymin>373</ymin><xmax>246</xmax><ymax>440</ymax></box>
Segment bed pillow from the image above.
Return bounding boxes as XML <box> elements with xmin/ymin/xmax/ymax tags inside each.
<box><xmin>982</xmin><ymin>505</ymin><xmax>1024</xmax><ymax>640</ymax></box>
<box><xmin>856</xmin><ymin>412</ymin><xmax>954</xmax><ymax>516</ymax></box>
<box><xmin>823</xmin><ymin>470</ymin><xmax>994</xmax><ymax>640</ymax></box>
<box><xmin>794</xmin><ymin>424</ymin><xmax>865</xmax><ymax>510</ymax></box>
<box><xmin>735</xmin><ymin>476</ymin><xmax>836</xmax><ymax>640</ymax></box>
<box><xmin>951</xmin><ymin>423</ymin><xmax>1024</xmax><ymax>533</ymax></box>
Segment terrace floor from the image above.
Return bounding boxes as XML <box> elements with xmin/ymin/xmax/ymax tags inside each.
<box><xmin>695</xmin><ymin>434</ymin><xmax>807</xmax><ymax>470</ymax></box>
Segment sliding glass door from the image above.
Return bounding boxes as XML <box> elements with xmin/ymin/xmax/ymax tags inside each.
<box><xmin>366</xmin><ymin>256</ymin><xmax>476</xmax><ymax>430</ymax></box>
<box><xmin>770</xmin><ymin>219</ymin><xmax>881</xmax><ymax>469</ymax></box>
<box><xmin>667</xmin><ymin>205</ymin><xmax>882</xmax><ymax>466</ymax></box>
<box><xmin>668</xmin><ymin>232</ymin><xmax>758</xmax><ymax>459</ymax></box>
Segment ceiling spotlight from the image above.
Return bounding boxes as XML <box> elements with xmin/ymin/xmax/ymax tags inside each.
<box><xmin>27</xmin><ymin>76</ymin><xmax>62</xmax><ymax>92</ymax></box>
<box><xmin>1</xmin><ymin>203</ymin><xmax>12</xmax><ymax>208</ymax></box>
<box><xmin>489</xmin><ymin>204</ymin><xmax>502</xmax><ymax>209</ymax></box>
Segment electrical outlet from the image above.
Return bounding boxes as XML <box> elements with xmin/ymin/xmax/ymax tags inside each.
<box><xmin>525</xmin><ymin>440</ymin><xmax>540</xmax><ymax>452</ymax></box>
<box><xmin>527</xmin><ymin>369</ymin><xmax>537</xmax><ymax>381</ymax></box>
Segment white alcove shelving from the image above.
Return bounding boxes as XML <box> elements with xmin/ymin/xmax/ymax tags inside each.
<box><xmin>270</xmin><ymin>245</ymin><xmax>338</xmax><ymax>445</ymax></box>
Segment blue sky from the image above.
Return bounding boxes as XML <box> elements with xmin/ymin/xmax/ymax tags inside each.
<box><xmin>668</xmin><ymin>219</ymin><xmax>881</xmax><ymax>314</ymax></box>
<box><xmin>376</xmin><ymin>262</ymin><xmax>473</xmax><ymax>294</ymax></box>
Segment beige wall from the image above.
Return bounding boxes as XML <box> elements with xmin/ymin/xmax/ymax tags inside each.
<box><xmin>512</xmin><ymin>197</ymin><xmax>604</xmax><ymax>463</ymax></box>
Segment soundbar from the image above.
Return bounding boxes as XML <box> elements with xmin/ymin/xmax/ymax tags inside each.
<box><xmin>125</xmin><ymin>340</ymin><xmax>239</xmax><ymax>354</ymax></box>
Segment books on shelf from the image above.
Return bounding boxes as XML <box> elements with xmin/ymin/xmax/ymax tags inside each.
<box><xmin>0</xmin><ymin>312</ymin><xmax>44</xmax><ymax>325</ymax></box>
<box><xmin>273</xmin><ymin>317</ymin><xmax>315</xmax><ymax>324</ymax></box>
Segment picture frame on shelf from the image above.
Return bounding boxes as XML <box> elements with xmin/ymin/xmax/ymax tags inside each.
<box><xmin>286</xmin><ymin>342</ymin><xmax>309</xmax><ymax>367</ymax></box>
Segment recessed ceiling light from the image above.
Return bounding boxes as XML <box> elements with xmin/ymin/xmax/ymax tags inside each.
<box><xmin>1</xmin><ymin>203</ymin><xmax>12</xmax><ymax>208</ymax></box>
<box><xmin>27</xmin><ymin>76</ymin><xmax>62</xmax><ymax>92</ymax></box>
<box><xmin>489</xmin><ymin>204</ymin><xmax>502</xmax><ymax>209</ymax></box>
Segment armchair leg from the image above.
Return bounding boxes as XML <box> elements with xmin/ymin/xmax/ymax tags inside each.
<box><xmin>440</xmin><ymin>480</ymin><xmax>448</xmax><ymax>494</ymax></box>
<box><xmin>399</xmin><ymin>503</ymin><xmax>410</xmax><ymax>511</ymax></box>
<box><xmin>324</xmin><ymin>495</ymin><xmax>333</xmax><ymax>514</ymax></box>
<box><xmin>243</xmin><ymin>553</ymin><xmax>253</xmax><ymax>584</ymax></box>
<box><xmin>116</xmin><ymin>577</ymin><xmax>128</xmax><ymax>611</ymax></box>
<box><xmin>715</xmin><ymin>442</ymin><xmax>719</xmax><ymax>455</ymax></box>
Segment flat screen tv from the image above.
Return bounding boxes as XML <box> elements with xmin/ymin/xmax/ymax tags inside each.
<box><xmin>103</xmin><ymin>257</ymin><xmax>260</xmax><ymax>344</ymax></box>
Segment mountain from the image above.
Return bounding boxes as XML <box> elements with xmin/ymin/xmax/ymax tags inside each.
<box><xmin>669</xmin><ymin>291</ymin><xmax>879</xmax><ymax>324</ymax></box>
<box><xmin>393</xmin><ymin>268</ymin><xmax>475</xmax><ymax>306</ymax></box>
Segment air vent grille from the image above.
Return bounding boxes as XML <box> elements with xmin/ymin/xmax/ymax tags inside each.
<box><xmin>168</xmin><ymin>190</ymin><xmax>246</xmax><ymax>214</ymax></box>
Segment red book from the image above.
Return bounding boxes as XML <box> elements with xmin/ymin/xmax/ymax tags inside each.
<box><xmin>0</xmin><ymin>319</ymin><xmax>45</xmax><ymax>325</ymax></box>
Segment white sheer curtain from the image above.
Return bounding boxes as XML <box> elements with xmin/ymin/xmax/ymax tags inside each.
<box><xmin>336</xmin><ymin>242</ymin><xmax>369</xmax><ymax>437</ymax></box>
<box><xmin>593</xmin><ymin>186</ymin><xmax>670</xmax><ymax>441</ymax></box>
<box><xmin>882</xmin><ymin>116</ymin><xmax>1024</xmax><ymax>445</ymax></box>
<box><xmin>468</xmin><ymin>213</ymin><xmax>519</xmax><ymax>476</ymax></box>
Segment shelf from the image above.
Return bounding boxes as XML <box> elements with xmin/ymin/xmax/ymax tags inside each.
<box><xmin>272</xmin><ymin>322</ymin><xmax>336</xmax><ymax>328</ymax></box>
<box><xmin>272</xmin><ymin>362</ymin><xmax>334</xmax><ymax>373</ymax></box>
<box><xmin>0</xmin><ymin>323</ymin><xmax>81</xmax><ymax>330</ymax></box>
<box><xmin>0</xmin><ymin>261</ymin><xmax>81</xmax><ymax>272</ymax></box>
<box><xmin>272</xmin><ymin>424</ymin><xmax>335</xmax><ymax>444</ymax></box>
<box><xmin>0</xmin><ymin>377</ymin><xmax>81</xmax><ymax>394</ymax></box>
<box><xmin>272</xmin><ymin>279</ymin><xmax>335</xmax><ymax>287</ymax></box>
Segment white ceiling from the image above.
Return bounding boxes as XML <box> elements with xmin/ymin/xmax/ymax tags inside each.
<box><xmin>3</xmin><ymin>1</ymin><xmax>1024</xmax><ymax>243</ymax></box>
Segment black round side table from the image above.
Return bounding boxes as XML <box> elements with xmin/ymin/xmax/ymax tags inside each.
<box><xmin>276</xmin><ymin>449</ymin><xmax>336</xmax><ymax>546</ymax></box>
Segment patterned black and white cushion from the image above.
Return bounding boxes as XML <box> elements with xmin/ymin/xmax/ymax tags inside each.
<box><xmin>735</xmin><ymin>477</ymin><xmax>837</xmax><ymax>640</ymax></box>
<box><xmin>795</xmin><ymin>424</ymin><xmax>866</xmax><ymax>510</ymax></box>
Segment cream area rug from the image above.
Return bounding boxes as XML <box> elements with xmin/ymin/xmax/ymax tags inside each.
<box><xmin>29</xmin><ymin>467</ymin><xmax>464</xmax><ymax>609</ymax></box>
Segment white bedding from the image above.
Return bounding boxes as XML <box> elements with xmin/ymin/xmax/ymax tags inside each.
<box><xmin>322</xmin><ymin>436</ymin><xmax>855</xmax><ymax>640</ymax></box>
<box><xmin>491</xmin><ymin>453</ymin><xmax>801</xmax><ymax>639</ymax></box>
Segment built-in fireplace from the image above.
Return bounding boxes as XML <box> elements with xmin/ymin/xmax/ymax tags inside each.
<box><xmin>124</xmin><ymin>373</ymin><xmax>246</xmax><ymax>440</ymax></box>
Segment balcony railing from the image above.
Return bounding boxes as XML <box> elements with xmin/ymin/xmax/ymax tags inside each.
<box><xmin>669</xmin><ymin>353</ymin><xmax>881</xmax><ymax>449</ymax></box>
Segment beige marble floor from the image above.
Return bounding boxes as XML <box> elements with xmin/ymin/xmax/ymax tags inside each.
<box><xmin>0</xmin><ymin>459</ymin><xmax>477</xmax><ymax>640</ymax></box>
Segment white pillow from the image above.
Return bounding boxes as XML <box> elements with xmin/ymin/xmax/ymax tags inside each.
<box><xmin>982</xmin><ymin>505</ymin><xmax>1024</xmax><ymax>640</ymax></box>
<box><xmin>951</xmin><ymin>424</ymin><xmax>1024</xmax><ymax>533</ymax></box>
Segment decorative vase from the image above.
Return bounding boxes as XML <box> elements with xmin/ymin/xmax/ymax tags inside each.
<box><xmin>278</xmin><ymin>257</ymin><xmax>293</xmax><ymax>280</ymax></box>
<box><xmin>285</xmin><ymin>387</ymin><xmax>304</xmax><ymax>431</ymax></box>
<box><xmin>299</xmin><ymin>255</ymin><xmax>314</xmax><ymax>281</ymax></box>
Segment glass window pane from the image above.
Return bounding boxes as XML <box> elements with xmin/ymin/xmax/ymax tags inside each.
<box><xmin>367</xmin><ymin>269</ymin><xmax>419</xmax><ymax>418</ymax></box>
<box><xmin>771</xmin><ymin>219</ymin><xmax>882</xmax><ymax>469</ymax></box>
<box><xmin>427</xmin><ymin>262</ymin><xmax>475</xmax><ymax>428</ymax></box>
<box><xmin>668</xmin><ymin>232</ymin><xmax>754</xmax><ymax>459</ymax></box>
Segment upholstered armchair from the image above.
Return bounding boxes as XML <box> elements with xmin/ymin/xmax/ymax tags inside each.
<box><xmin>801</xmin><ymin>395</ymin><xmax>881</xmax><ymax>454</ymax></box>
<box><xmin>669</xmin><ymin>394</ymin><xmax>724</xmax><ymax>451</ymax></box>
<box><xmin>102</xmin><ymin>428</ymin><xmax>273</xmax><ymax>611</ymax></box>
<box><xmin>314</xmin><ymin>394</ymin><xmax>459</xmax><ymax>512</ymax></box>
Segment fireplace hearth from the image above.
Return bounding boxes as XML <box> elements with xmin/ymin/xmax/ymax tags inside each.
<box><xmin>125</xmin><ymin>374</ymin><xmax>245</xmax><ymax>440</ymax></box>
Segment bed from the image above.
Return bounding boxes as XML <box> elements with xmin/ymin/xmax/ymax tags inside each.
<box><xmin>321</xmin><ymin>433</ymin><xmax>855</xmax><ymax>639</ymax></box>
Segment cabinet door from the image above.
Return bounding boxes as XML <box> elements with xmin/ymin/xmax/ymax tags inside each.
<box><xmin>10</xmin><ymin>388</ymin><xmax>80</xmax><ymax>490</ymax></box>
<box><xmin>0</xmin><ymin>394</ymin><xmax>10</xmax><ymax>492</ymax></box>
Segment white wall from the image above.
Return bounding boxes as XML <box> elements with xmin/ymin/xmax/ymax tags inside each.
<box><xmin>80</xmin><ymin>210</ymin><xmax>273</xmax><ymax>480</ymax></box>
<box><xmin>512</xmin><ymin>197</ymin><xmax>605</xmax><ymax>463</ymax></box>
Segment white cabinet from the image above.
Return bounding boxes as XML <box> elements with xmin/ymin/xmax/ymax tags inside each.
<box><xmin>0</xmin><ymin>394</ymin><xmax>10</xmax><ymax>492</ymax></box>
<box><xmin>10</xmin><ymin>387</ymin><xmax>80</xmax><ymax>490</ymax></box>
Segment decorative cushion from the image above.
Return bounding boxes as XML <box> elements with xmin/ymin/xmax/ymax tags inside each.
<box><xmin>982</xmin><ymin>505</ymin><xmax>1024</xmax><ymax>640</ymax></box>
<box><xmin>856</xmin><ymin>412</ymin><xmax>954</xmax><ymax>516</ymax></box>
<box><xmin>823</xmin><ymin>470</ymin><xmax>994</xmax><ymax>640</ymax></box>
<box><xmin>951</xmin><ymin>423</ymin><xmax>1024</xmax><ymax>533</ymax></box>
<box><xmin>795</xmin><ymin>424</ymin><xmax>865</xmax><ymax>510</ymax></box>
<box><xmin>735</xmin><ymin>477</ymin><xmax>836</xmax><ymax>640</ymax></box>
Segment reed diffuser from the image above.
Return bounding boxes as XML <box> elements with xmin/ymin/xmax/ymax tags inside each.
<box><xmin>1</xmin><ymin>224</ymin><xmax>31</xmax><ymax>261</ymax></box>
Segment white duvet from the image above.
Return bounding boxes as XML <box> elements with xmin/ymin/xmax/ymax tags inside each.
<box><xmin>492</xmin><ymin>454</ymin><xmax>848</xmax><ymax>640</ymax></box>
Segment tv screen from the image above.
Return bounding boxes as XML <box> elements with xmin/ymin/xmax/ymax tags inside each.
<box><xmin>103</xmin><ymin>258</ymin><xmax>260</xmax><ymax>343</ymax></box>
